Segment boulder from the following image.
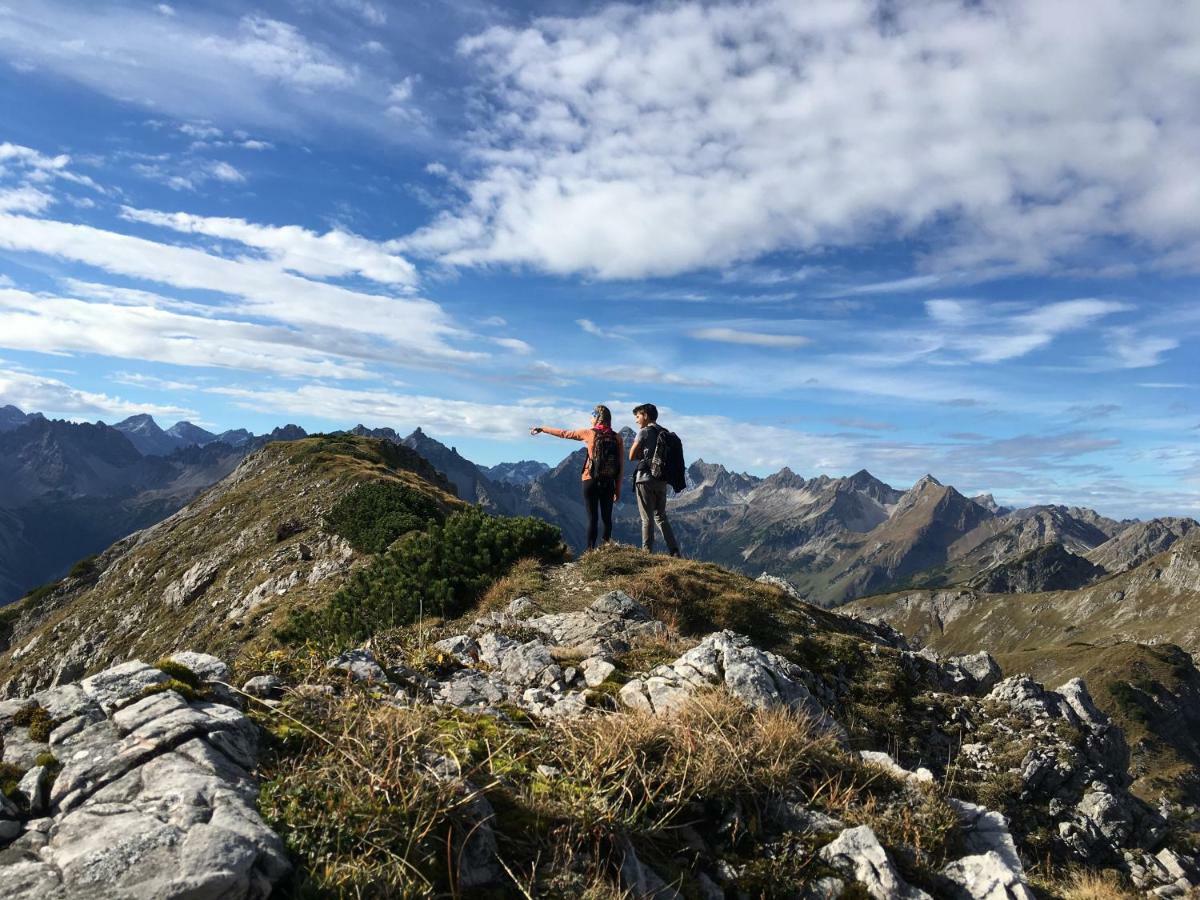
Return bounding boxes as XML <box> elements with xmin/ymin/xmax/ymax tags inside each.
<box><xmin>326</xmin><ymin>649</ymin><xmax>387</xmax><ymax>684</ymax></box>
<box><xmin>240</xmin><ymin>676</ymin><xmax>283</xmax><ymax>700</ymax></box>
<box><xmin>17</xmin><ymin>765</ymin><xmax>50</xmax><ymax>816</ymax></box>
<box><xmin>818</xmin><ymin>825</ymin><xmax>931</xmax><ymax>900</ymax></box>
<box><xmin>941</xmin><ymin>851</ymin><xmax>1036</xmax><ymax>900</ymax></box>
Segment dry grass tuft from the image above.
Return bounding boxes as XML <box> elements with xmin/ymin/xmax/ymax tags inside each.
<box><xmin>479</xmin><ymin>557</ymin><xmax>548</xmax><ymax>614</ymax></box>
<box><xmin>1033</xmin><ymin>867</ymin><xmax>1142</xmax><ymax>900</ymax></box>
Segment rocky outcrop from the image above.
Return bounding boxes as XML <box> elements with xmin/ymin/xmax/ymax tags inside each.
<box><xmin>819</xmin><ymin>825</ymin><xmax>931</xmax><ymax>899</ymax></box>
<box><xmin>0</xmin><ymin>653</ymin><xmax>288</xmax><ymax>898</ymax></box>
<box><xmin>966</xmin><ymin>542</ymin><xmax>1106</xmax><ymax>593</ymax></box>
<box><xmin>952</xmin><ymin>675</ymin><xmax>1199</xmax><ymax>893</ymax></box>
<box><xmin>618</xmin><ymin>630</ymin><xmax>847</xmax><ymax>742</ymax></box>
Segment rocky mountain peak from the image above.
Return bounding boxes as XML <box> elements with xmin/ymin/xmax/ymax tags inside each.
<box><xmin>0</xmin><ymin>404</ymin><xmax>42</xmax><ymax>432</ymax></box>
<box><xmin>165</xmin><ymin>420</ymin><xmax>217</xmax><ymax>445</ymax></box>
<box><xmin>762</xmin><ymin>466</ymin><xmax>807</xmax><ymax>490</ymax></box>
<box><xmin>267</xmin><ymin>424</ymin><xmax>307</xmax><ymax>442</ymax></box>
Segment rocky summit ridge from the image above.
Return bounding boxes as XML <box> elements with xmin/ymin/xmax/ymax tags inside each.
<box><xmin>0</xmin><ymin>430</ymin><xmax>1198</xmax><ymax>896</ymax></box>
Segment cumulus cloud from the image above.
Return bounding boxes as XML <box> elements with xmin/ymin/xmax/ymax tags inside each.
<box><xmin>119</xmin><ymin>206</ymin><xmax>419</xmax><ymax>286</ymax></box>
<box><xmin>403</xmin><ymin>0</ymin><xmax>1200</xmax><ymax>279</ymax></box>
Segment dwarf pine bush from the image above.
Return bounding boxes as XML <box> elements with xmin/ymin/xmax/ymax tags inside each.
<box><xmin>279</xmin><ymin>507</ymin><xmax>567</xmax><ymax>646</ymax></box>
<box><xmin>323</xmin><ymin>480</ymin><xmax>445</xmax><ymax>554</ymax></box>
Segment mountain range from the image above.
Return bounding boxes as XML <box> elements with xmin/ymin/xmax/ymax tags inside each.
<box><xmin>2</xmin><ymin>406</ymin><xmax>1197</xmax><ymax>613</ymax></box>
<box><xmin>0</xmin><ymin>407</ymin><xmax>310</xmax><ymax>602</ymax></box>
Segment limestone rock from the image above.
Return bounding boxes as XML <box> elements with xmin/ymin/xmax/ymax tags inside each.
<box><xmin>167</xmin><ymin>652</ymin><xmax>230</xmax><ymax>684</ymax></box>
<box><xmin>326</xmin><ymin>649</ymin><xmax>387</xmax><ymax>683</ymax></box>
<box><xmin>79</xmin><ymin>661</ymin><xmax>170</xmax><ymax>714</ymax></box>
<box><xmin>17</xmin><ymin>765</ymin><xmax>50</xmax><ymax>817</ymax></box>
<box><xmin>947</xmin><ymin>652</ymin><xmax>1002</xmax><ymax>692</ymax></box>
<box><xmin>0</xmin><ymin>654</ymin><xmax>288</xmax><ymax>899</ymax></box>
<box><xmin>818</xmin><ymin>825</ymin><xmax>931</xmax><ymax>900</ymax></box>
<box><xmin>240</xmin><ymin>676</ymin><xmax>283</xmax><ymax>699</ymax></box>
<box><xmin>941</xmin><ymin>851</ymin><xmax>1036</xmax><ymax>900</ymax></box>
<box><xmin>619</xmin><ymin>630</ymin><xmax>845</xmax><ymax>742</ymax></box>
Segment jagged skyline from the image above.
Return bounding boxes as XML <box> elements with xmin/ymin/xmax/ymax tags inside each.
<box><xmin>0</xmin><ymin>0</ymin><xmax>1197</xmax><ymax>520</ymax></box>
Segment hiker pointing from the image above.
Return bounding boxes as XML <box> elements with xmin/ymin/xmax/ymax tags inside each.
<box><xmin>629</xmin><ymin>403</ymin><xmax>683</xmax><ymax>557</ymax></box>
<box><xmin>530</xmin><ymin>405</ymin><xmax>624</xmax><ymax>551</ymax></box>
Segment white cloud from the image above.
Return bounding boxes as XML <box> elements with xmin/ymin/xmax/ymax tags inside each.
<box><xmin>209</xmin><ymin>161</ymin><xmax>245</xmax><ymax>183</ymax></box>
<box><xmin>0</xmin><ymin>212</ymin><xmax>470</xmax><ymax>366</ymax></box>
<box><xmin>0</xmin><ymin>142</ymin><xmax>103</xmax><ymax>213</ymax></box>
<box><xmin>0</xmin><ymin>286</ymin><xmax>373</xmax><ymax>380</ymax></box>
<box><xmin>576</xmin><ymin>318</ymin><xmax>624</xmax><ymax>340</ymax></box>
<box><xmin>492</xmin><ymin>337</ymin><xmax>532</xmax><ymax>354</ymax></box>
<box><xmin>1107</xmin><ymin>328</ymin><xmax>1180</xmax><ymax>368</ymax></box>
<box><xmin>690</xmin><ymin>327</ymin><xmax>811</xmax><ymax>349</ymax></box>
<box><xmin>404</xmin><ymin>0</ymin><xmax>1200</xmax><ymax>279</ymax></box>
<box><xmin>200</xmin><ymin>16</ymin><xmax>354</xmax><ymax>90</ymax></box>
<box><xmin>0</xmin><ymin>6</ymin><xmax>411</xmax><ymax>138</ymax></box>
<box><xmin>0</xmin><ymin>185</ymin><xmax>54</xmax><ymax>213</ymax></box>
<box><xmin>119</xmin><ymin>206</ymin><xmax>418</xmax><ymax>287</ymax></box>
<box><xmin>179</xmin><ymin>122</ymin><xmax>222</xmax><ymax>140</ymax></box>
<box><xmin>156</xmin><ymin>4</ymin><xmax>176</xmax><ymax>17</ymax></box>
<box><xmin>922</xmin><ymin>298</ymin><xmax>1130</xmax><ymax>363</ymax></box>
<box><xmin>0</xmin><ymin>366</ymin><xmax>194</xmax><ymax>421</ymax></box>
<box><xmin>329</xmin><ymin>0</ymin><xmax>387</xmax><ymax>27</ymax></box>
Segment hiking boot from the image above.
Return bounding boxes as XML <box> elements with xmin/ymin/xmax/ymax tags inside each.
<box><xmin>669</xmin><ymin>549</ymin><xmax>681</xmax><ymax>558</ymax></box>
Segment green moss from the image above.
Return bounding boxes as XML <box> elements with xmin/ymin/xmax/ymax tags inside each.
<box><xmin>13</xmin><ymin>703</ymin><xmax>57</xmax><ymax>742</ymax></box>
<box><xmin>34</xmin><ymin>751</ymin><xmax>58</xmax><ymax>769</ymax></box>
<box><xmin>0</xmin><ymin>761</ymin><xmax>23</xmax><ymax>798</ymax></box>
<box><xmin>154</xmin><ymin>658</ymin><xmax>204</xmax><ymax>691</ymax></box>
<box><xmin>140</xmin><ymin>678</ymin><xmax>204</xmax><ymax>702</ymax></box>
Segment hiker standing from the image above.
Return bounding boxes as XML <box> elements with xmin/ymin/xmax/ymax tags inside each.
<box><xmin>530</xmin><ymin>405</ymin><xmax>623</xmax><ymax>550</ymax></box>
<box><xmin>629</xmin><ymin>403</ymin><xmax>682</xmax><ymax>557</ymax></box>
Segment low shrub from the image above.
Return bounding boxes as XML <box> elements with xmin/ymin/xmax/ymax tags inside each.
<box><xmin>68</xmin><ymin>554</ymin><xmax>100</xmax><ymax>579</ymax></box>
<box><xmin>278</xmin><ymin>508</ymin><xmax>567</xmax><ymax>647</ymax></box>
<box><xmin>323</xmin><ymin>480</ymin><xmax>444</xmax><ymax>554</ymax></box>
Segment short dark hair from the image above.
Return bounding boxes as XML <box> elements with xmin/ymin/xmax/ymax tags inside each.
<box><xmin>592</xmin><ymin>404</ymin><xmax>612</xmax><ymax>426</ymax></box>
<box><xmin>632</xmin><ymin>403</ymin><xmax>658</xmax><ymax>422</ymax></box>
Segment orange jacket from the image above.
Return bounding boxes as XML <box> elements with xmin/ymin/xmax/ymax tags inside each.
<box><xmin>541</xmin><ymin>426</ymin><xmax>625</xmax><ymax>485</ymax></box>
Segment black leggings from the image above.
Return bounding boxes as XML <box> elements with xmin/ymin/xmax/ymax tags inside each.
<box><xmin>583</xmin><ymin>479</ymin><xmax>615</xmax><ymax>549</ymax></box>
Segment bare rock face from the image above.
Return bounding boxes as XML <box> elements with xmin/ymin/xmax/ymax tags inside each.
<box><xmin>0</xmin><ymin>656</ymin><xmax>288</xmax><ymax>899</ymax></box>
<box><xmin>818</xmin><ymin>825</ymin><xmax>931</xmax><ymax>900</ymax></box>
<box><xmin>967</xmin><ymin>542</ymin><xmax>1106</xmax><ymax>593</ymax></box>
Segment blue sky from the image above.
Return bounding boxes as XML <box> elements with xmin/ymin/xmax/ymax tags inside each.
<box><xmin>0</xmin><ymin>0</ymin><xmax>1197</xmax><ymax>518</ymax></box>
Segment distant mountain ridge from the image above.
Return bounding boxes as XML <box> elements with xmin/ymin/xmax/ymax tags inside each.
<box><xmin>3</xmin><ymin>406</ymin><xmax>1198</xmax><ymax>611</ymax></box>
<box><xmin>0</xmin><ymin>407</ymin><xmax>310</xmax><ymax>602</ymax></box>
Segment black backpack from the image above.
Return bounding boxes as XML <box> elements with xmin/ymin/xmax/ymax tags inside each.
<box><xmin>590</xmin><ymin>430</ymin><xmax>622</xmax><ymax>481</ymax></box>
<box><xmin>648</xmin><ymin>425</ymin><xmax>687</xmax><ymax>493</ymax></box>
